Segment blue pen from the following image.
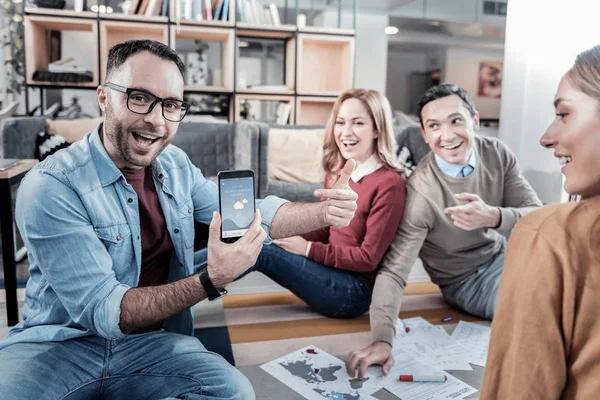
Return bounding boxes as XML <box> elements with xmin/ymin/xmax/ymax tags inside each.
<box><xmin>442</xmin><ymin>317</ymin><xmax>453</xmax><ymax>322</ymax></box>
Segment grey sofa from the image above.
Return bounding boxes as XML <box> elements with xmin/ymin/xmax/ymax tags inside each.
<box><xmin>0</xmin><ymin>117</ymin><xmax>259</xmax><ymax>192</ymax></box>
<box><xmin>0</xmin><ymin>116</ymin><xmax>429</xmax><ymax>203</ymax></box>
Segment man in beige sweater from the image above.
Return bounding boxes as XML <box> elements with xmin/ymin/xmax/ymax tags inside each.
<box><xmin>346</xmin><ymin>84</ymin><xmax>542</xmax><ymax>378</ymax></box>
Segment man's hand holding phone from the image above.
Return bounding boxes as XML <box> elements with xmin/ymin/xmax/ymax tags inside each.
<box><xmin>206</xmin><ymin>210</ymin><xmax>266</xmax><ymax>289</ymax></box>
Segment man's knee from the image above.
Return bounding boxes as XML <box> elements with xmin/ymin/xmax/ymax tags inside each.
<box><xmin>204</xmin><ymin>365</ymin><xmax>255</xmax><ymax>400</ymax></box>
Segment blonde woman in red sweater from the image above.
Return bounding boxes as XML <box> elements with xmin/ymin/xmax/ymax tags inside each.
<box><xmin>255</xmin><ymin>88</ymin><xmax>407</xmax><ymax>318</ymax></box>
<box><xmin>481</xmin><ymin>45</ymin><xmax>600</xmax><ymax>399</ymax></box>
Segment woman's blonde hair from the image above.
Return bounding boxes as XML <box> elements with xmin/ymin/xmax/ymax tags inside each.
<box><xmin>322</xmin><ymin>88</ymin><xmax>404</xmax><ymax>187</ymax></box>
<box><xmin>565</xmin><ymin>45</ymin><xmax>600</xmax><ymax>202</ymax></box>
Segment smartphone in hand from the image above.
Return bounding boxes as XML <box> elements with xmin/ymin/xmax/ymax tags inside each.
<box><xmin>217</xmin><ymin>170</ymin><xmax>256</xmax><ymax>243</ymax></box>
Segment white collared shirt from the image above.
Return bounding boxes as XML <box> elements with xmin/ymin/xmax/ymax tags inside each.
<box><xmin>351</xmin><ymin>155</ymin><xmax>383</xmax><ymax>183</ymax></box>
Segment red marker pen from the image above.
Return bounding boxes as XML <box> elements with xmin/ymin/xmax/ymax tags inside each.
<box><xmin>399</xmin><ymin>375</ymin><xmax>447</xmax><ymax>382</ymax></box>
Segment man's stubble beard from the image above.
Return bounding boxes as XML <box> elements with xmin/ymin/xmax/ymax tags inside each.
<box><xmin>104</xmin><ymin>103</ymin><xmax>170</xmax><ymax>168</ymax></box>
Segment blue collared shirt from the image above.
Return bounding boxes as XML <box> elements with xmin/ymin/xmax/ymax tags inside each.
<box><xmin>1</xmin><ymin>128</ymin><xmax>287</xmax><ymax>349</ymax></box>
<box><xmin>434</xmin><ymin>149</ymin><xmax>477</xmax><ymax>177</ymax></box>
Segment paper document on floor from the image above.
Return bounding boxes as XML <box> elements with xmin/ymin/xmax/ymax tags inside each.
<box><xmin>394</xmin><ymin>322</ymin><xmax>474</xmax><ymax>371</ymax></box>
<box><xmin>261</xmin><ymin>345</ymin><xmax>386</xmax><ymax>400</ymax></box>
<box><xmin>450</xmin><ymin>321</ymin><xmax>491</xmax><ymax>367</ymax></box>
<box><xmin>383</xmin><ymin>349</ymin><xmax>478</xmax><ymax>400</ymax></box>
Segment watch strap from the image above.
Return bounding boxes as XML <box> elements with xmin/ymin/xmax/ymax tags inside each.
<box><xmin>198</xmin><ymin>265</ymin><xmax>227</xmax><ymax>301</ymax></box>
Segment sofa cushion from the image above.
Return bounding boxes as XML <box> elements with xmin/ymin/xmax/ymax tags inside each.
<box><xmin>35</xmin><ymin>131</ymin><xmax>70</xmax><ymax>161</ymax></box>
<box><xmin>394</xmin><ymin>125</ymin><xmax>430</xmax><ymax>175</ymax></box>
<box><xmin>268</xmin><ymin>128</ymin><xmax>325</xmax><ymax>184</ymax></box>
<box><xmin>46</xmin><ymin>117</ymin><xmax>104</xmax><ymax>143</ymax></box>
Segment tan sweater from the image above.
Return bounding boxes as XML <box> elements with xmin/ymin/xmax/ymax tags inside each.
<box><xmin>481</xmin><ymin>197</ymin><xmax>600</xmax><ymax>399</ymax></box>
<box><xmin>370</xmin><ymin>136</ymin><xmax>542</xmax><ymax>344</ymax></box>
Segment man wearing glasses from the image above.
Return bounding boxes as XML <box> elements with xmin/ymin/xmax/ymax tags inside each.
<box><xmin>0</xmin><ymin>40</ymin><xmax>359</xmax><ymax>399</ymax></box>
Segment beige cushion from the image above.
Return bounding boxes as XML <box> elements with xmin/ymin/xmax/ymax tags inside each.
<box><xmin>268</xmin><ymin>128</ymin><xmax>326</xmax><ymax>184</ymax></box>
<box><xmin>46</xmin><ymin>117</ymin><xmax>104</xmax><ymax>143</ymax></box>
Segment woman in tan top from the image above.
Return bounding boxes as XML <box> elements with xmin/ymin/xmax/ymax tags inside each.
<box><xmin>481</xmin><ymin>46</ymin><xmax>600</xmax><ymax>398</ymax></box>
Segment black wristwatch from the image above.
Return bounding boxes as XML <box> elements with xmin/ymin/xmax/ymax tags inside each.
<box><xmin>198</xmin><ymin>265</ymin><xmax>228</xmax><ymax>301</ymax></box>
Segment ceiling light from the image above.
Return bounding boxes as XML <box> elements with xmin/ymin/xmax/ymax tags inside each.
<box><xmin>385</xmin><ymin>26</ymin><xmax>399</xmax><ymax>35</ymax></box>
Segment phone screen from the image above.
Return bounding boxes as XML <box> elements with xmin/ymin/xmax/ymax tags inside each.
<box><xmin>219</xmin><ymin>172</ymin><xmax>255</xmax><ymax>241</ymax></box>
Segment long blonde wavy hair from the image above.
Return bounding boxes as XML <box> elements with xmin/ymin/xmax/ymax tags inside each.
<box><xmin>322</xmin><ymin>88</ymin><xmax>405</xmax><ymax>187</ymax></box>
<box><xmin>565</xmin><ymin>45</ymin><xmax>600</xmax><ymax>202</ymax></box>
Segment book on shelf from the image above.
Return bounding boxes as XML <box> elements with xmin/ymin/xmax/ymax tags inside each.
<box><xmin>221</xmin><ymin>0</ymin><xmax>229</xmax><ymax>20</ymax></box>
<box><xmin>213</xmin><ymin>0</ymin><xmax>223</xmax><ymax>19</ymax></box>
<box><xmin>144</xmin><ymin>0</ymin><xmax>159</xmax><ymax>16</ymax></box>
<box><xmin>171</xmin><ymin>0</ymin><xmax>229</xmax><ymax>21</ymax></box>
<box><xmin>269</xmin><ymin>3</ymin><xmax>280</xmax><ymax>25</ymax></box>
<box><xmin>203</xmin><ymin>0</ymin><xmax>212</xmax><ymax>20</ymax></box>
<box><xmin>274</xmin><ymin>102</ymin><xmax>291</xmax><ymax>125</ymax></box>
<box><xmin>195</xmin><ymin>0</ymin><xmax>203</xmax><ymax>19</ymax></box>
<box><xmin>129</xmin><ymin>0</ymin><xmax>169</xmax><ymax>15</ymax></box>
<box><xmin>161</xmin><ymin>0</ymin><xmax>170</xmax><ymax>16</ymax></box>
<box><xmin>129</xmin><ymin>0</ymin><xmax>141</xmax><ymax>14</ymax></box>
<box><xmin>237</xmin><ymin>1</ymin><xmax>281</xmax><ymax>26</ymax></box>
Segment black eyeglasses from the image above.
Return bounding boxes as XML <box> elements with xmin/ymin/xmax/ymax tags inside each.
<box><xmin>104</xmin><ymin>82</ymin><xmax>190</xmax><ymax>122</ymax></box>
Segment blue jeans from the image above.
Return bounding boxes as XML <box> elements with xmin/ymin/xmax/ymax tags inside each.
<box><xmin>196</xmin><ymin>244</ymin><xmax>373</xmax><ymax>318</ymax></box>
<box><xmin>0</xmin><ymin>330</ymin><xmax>254</xmax><ymax>400</ymax></box>
<box><xmin>440</xmin><ymin>242</ymin><xmax>506</xmax><ymax>320</ymax></box>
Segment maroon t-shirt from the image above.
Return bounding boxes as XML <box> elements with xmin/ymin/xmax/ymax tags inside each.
<box><xmin>121</xmin><ymin>167</ymin><xmax>174</xmax><ymax>288</ymax></box>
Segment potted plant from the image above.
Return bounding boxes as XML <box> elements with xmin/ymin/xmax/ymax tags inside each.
<box><xmin>0</xmin><ymin>0</ymin><xmax>25</xmax><ymax>105</ymax></box>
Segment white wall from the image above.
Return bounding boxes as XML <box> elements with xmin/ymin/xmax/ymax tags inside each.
<box><xmin>391</xmin><ymin>0</ymin><xmax>507</xmax><ymax>26</ymax></box>
<box><xmin>444</xmin><ymin>47</ymin><xmax>503</xmax><ymax>119</ymax></box>
<box><xmin>354</xmin><ymin>12</ymin><xmax>389</xmax><ymax>94</ymax></box>
<box><xmin>499</xmin><ymin>0</ymin><xmax>600</xmax><ymax>203</ymax></box>
<box><xmin>424</xmin><ymin>49</ymin><xmax>446</xmax><ymax>80</ymax></box>
<box><xmin>386</xmin><ymin>50</ymin><xmax>426</xmax><ymax>112</ymax></box>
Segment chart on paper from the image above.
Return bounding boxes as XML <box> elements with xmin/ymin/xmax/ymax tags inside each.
<box><xmin>394</xmin><ymin>323</ymin><xmax>473</xmax><ymax>371</ymax></box>
<box><xmin>451</xmin><ymin>321</ymin><xmax>491</xmax><ymax>367</ymax></box>
<box><xmin>261</xmin><ymin>345</ymin><xmax>387</xmax><ymax>400</ymax></box>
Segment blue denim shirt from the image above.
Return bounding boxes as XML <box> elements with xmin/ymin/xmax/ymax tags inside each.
<box><xmin>0</xmin><ymin>128</ymin><xmax>287</xmax><ymax>349</ymax></box>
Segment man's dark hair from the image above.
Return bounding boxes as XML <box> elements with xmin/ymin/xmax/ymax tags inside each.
<box><xmin>105</xmin><ymin>39</ymin><xmax>186</xmax><ymax>80</ymax></box>
<box><xmin>417</xmin><ymin>84</ymin><xmax>477</xmax><ymax>128</ymax></box>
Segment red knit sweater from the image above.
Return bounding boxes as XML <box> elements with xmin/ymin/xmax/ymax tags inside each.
<box><xmin>303</xmin><ymin>167</ymin><xmax>406</xmax><ymax>284</ymax></box>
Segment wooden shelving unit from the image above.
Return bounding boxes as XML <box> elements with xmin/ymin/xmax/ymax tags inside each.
<box><xmin>24</xmin><ymin>15</ymin><xmax>99</xmax><ymax>87</ymax></box>
<box><xmin>235</xmin><ymin>93</ymin><xmax>294</xmax><ymax>123</ymax></box>
<box><xmin>22</xmin><ymin>0</ymin><xmax>356</xmax><ymax>124</ymax></box>
<box><xmin>171</xmin><ymin>25</ymin><xmax>234</xmax><ymax>91</ymax></box>
<box><xmin>99</xmin><ymin>21</ymin><xmax>169</xmax><ymax>84</ymax></box>
<box><xmin>297</xmin><ymin>33</ymin><xmax>354</xmax><ymax>96</ymax></box>
<box><xmin>295</xmin><ymin>96</ymin><xmax>336</xmax><ymax>125</ymax></box>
